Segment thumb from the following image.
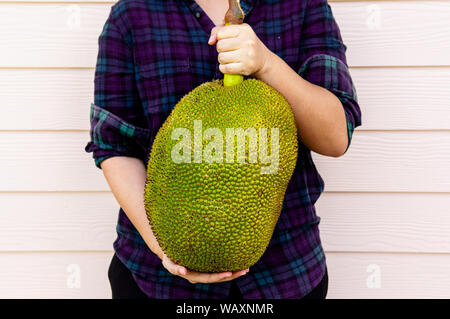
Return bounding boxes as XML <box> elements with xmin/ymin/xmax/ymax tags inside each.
<box><xmin>208</xmin><ymin>26</ymin><xmax>220</xmax><ymax>45</ymax></box>
<box><xmin>162</xmin><ymin>254</ymin><xmax>187</xmax><ymax>276</ymax></box>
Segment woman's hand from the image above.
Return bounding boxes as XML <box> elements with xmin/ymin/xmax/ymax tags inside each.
<box><xmin>161</xmin><ymin>253</ymin><xmax>249</xmax><ymax>284</ymax></box>
<box><xmin>208</xmin><ymin>23</ymin><xmax>273</xmax><ymax>78</ymax></box>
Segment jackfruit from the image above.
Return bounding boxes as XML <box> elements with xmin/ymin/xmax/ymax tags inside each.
<box><xmin>144</xmin><ymin>79</ymin><xmax>298</xmax><ymax>272</ymax></box>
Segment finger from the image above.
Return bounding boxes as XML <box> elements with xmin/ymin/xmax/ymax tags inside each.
<box><xmin>216</xmin><ymin>37</ymin><xmax>241</xmax><ymax>53</ymax></box>
<box><xmin>161</xmin><ymin>257</ymin><xmax>177</xmax><ymax>275</ymax></box>
<box><xmin>185</xmin><ymin>271</ymin><xmax>233</xmax><ymax>284</ymax></box>
<box><xmin>217</xmin><ymin>268</ymin><xmax>250</xmax><ymax>283</ymax></box>
<box><xmin>178</xmin><ymin>265</ymin><xmax>188</xmax><ymax>276</ymax></box>
<box><xmin>162</xmin><ymin>255</ymin><xmax>187</xmax><ymax>276</ymax></box>
<box><xmin>219</xmin><ymin>62</ymin><xmax>244</xmax><ymax>75</ymax></box>
<box><xmin>208</xmin><ymin>26</ymin><xmax>222</xmax><ymax>45</ymax></box>
<box><xmin>216</xmin><ymin>25</ymin><xmax>240</xmax><ymax>41</ymax></box>
<box><xmin>218</xmin><ymin>49</ymin><xmax>242</xmax><ymax>64</ymax></box>
<box><xmin>203</xmin><ymin>272</ymin><xmax>234</xmax><ymax>284</ymax></box>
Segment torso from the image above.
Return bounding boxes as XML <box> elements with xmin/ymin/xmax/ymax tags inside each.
<box><xmin>101</xmin><ymin>0</ymin><xmax>343</xmax><ymax>299</ymax></box>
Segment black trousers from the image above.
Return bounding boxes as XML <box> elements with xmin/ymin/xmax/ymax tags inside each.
<box><xmin>108</xmin><ymin>253</ymin><xmax>328</xmax><ymax>299</ymax></box>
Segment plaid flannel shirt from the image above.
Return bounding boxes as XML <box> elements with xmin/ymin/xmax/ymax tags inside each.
<box><xmin>85</xmin><ymin>0</ymin><xmax>361</xmax><ymax>298</ymax></box>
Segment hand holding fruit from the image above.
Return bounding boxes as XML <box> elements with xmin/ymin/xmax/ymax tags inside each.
<box><xmin>161</xmin><ymin>253</ymin><xmax>249</xmax><ymax>284</ymax></box>
<box><xmin>208</xmin><ymin>23</ymin><xmax>273</xmax><ymax>78</ymax></box>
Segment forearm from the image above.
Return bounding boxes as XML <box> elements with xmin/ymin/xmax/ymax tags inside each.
<box><xmin>256</xmin><ymin>52</ymin><xmax>348</xmax><ymax>157</ymax></box>
<box><xmin>100</xmin><ymin>156</ymin><xmax>164</xmax><ymax>260</ymax></box>
<box><xmin>99</xmin><ymin>156</ymin><xmax>248</xmax><ymax>282</ymax></box>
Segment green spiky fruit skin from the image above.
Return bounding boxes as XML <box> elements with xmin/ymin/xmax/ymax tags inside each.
<box><xmin>144</xmin><ymin>79</ymin><xmax>298</xmax><ymax>272</ymax></box>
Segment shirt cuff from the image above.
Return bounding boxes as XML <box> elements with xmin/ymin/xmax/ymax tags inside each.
<box><xmin>298</xmin><ymin>54</ymin><xmax>362</xmax><ymax>152</ymax></box>
<box><xmin>85</xmin><ymin>103</ymin><xmax>152</xmax><ymax>169</ymax></box>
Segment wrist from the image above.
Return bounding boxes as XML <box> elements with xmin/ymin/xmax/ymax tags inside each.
<box><xmin>141</xmin><ymin>232</ymin><xmax>165</xmax><ymax>260</ymax></box>
<box><xmin>151</xmin><ymin>242</ymin><xmax>165</xmax><ymax>261</ymax></box>
<box><xmin>155</xmin><ymin>250</ymin><xmax>164</xmax><ymax>261</ymax></box>
<box><xmin>254</xmin><ymin>49</ymin><xmax>277</xmax><ymax>81</ymax></box>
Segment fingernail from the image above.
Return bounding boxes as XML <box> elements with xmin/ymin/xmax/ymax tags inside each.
<box><xmin>179</xmin><ymin>267</ymin><xmax>187</xmax><ymax>275</ymax></box>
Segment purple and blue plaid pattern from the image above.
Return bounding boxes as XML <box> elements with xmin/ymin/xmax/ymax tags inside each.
<box><xmin>85</xmin><ymin>0</ymin><xmax>361</xmax><ymax>298</ymax></box>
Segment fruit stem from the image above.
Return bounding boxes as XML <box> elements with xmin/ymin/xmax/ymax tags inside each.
<box><xmin>223</xmin><ymin>0</ymin><xmax>244</xmax><ymax>87</ymax></box>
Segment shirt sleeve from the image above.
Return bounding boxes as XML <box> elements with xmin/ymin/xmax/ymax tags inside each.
<box><xmin>85</xmin><ymin>11</ymin><xmax>151</xmax><ymax>169</ymax></box>
<box><xmin>298</xmin><ymin>0</ymin><xmax>362</xmax><ymax>151</ymax></box>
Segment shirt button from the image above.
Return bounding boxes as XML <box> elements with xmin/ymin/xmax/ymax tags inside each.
<box><xmin>195</xmin><ymin>11</ymin><xmax>201</xmax><ymax>18</ymax></box>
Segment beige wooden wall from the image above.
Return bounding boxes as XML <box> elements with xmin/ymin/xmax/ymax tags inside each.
<box><xmin>1</xmin><ymin>0</ymin><xmax>450</xmax><ymax>298</ymax></box>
